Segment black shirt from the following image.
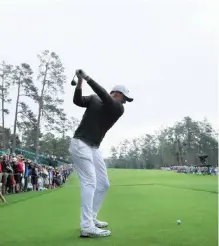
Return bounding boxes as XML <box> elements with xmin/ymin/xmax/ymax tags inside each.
<box><xmin>2</xmin><ymin>160</ymin><xmax>12</xmax><ymax>173</ymax></box>
<box><xmin>31</xmin><ymin>167</ymin><xmax>38</xmax><ymax>176</ymax></box>
<box><xmin>73</xmin><ymin>79</ymin><xmax>124</xmax><ymax>147</ymax></box>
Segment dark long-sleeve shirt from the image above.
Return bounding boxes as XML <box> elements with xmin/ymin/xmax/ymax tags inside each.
<box><xmin>73</xmin><ymin>78</ymin><xmax>124</xmax><ymax>147</ymax></box>
<box><xmin>2</xmin><ymin>160</ymin><xmax>12</xmax><ymax>173</ymax></box>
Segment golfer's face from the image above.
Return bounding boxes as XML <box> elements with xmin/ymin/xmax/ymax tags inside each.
<box><xmin>112</xmin><ymin>92</ymin><xmax>126</xmax><ymax>103</ymax></box>
<box><xmin>117</xmin><ymin>93</ymin><xmax>126</xmax><ymax>104</ymax></box>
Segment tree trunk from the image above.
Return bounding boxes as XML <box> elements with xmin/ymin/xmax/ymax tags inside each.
<box><xmin>35</xmin><ymin>102</ymin><xmax>42</xmax><ymax>160</ymax></box>
<box><xmin>160</xmin><ymin>139</ymin><xmax>164</xmax><ymax>167</ymax></box>
<box><xmin>62</xmin><ymin>118</ymin><xmax>65</xmax><ymax>139</ymax></box>
<box><xmin>35</xmin><ymin>65</ymin><xmax>48</xmax><ymax>160</ymax></box>
<box><xmin>12</xmin><ymin>78</ymin><xmax>21</xmax><ymax>153</ymax></box>
<box><xmin>1</xmin><ymin>78</ymin><xmax>5</xmax><ymax>149</ymax></box>
<box><xmin>175</xmin><ymin>134</ymin><xmax>182</xmax><ymax>166</ymax></box>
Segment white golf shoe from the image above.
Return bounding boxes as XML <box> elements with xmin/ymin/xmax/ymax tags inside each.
<box><xmin>94</xmin><ymin>219</ymin><xmax>109</xmax><ymax>228</ymax></box>
<box><xmin>80</xmin><ymin>226</ymin><xmax>111</xmax><ymax>238</ymax></box>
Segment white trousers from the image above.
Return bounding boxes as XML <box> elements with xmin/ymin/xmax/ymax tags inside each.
<box><xmin>69</xmin><ymin>138</ymin><xmax>110</xmax><ymax>229</ymax></box>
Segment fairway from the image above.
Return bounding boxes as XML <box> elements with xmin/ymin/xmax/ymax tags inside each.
<box><xmin>0</xmin><ymin>170</ymin><xmax>218</xmax><ymax>246</ymax></box>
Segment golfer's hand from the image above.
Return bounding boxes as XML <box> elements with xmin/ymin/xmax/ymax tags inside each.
<box><xmin>76</xmin><ymin>69</ymin><xmax>90</xmax><ymax>81</ymax></box>
<box><xmin>77</xmin><ymin>77</ymin><xmax>83</xmax><ymax>88</ymax></box>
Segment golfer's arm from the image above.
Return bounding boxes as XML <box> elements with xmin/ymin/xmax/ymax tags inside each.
<box><xmin>73</xmin><ymin>88</ymin><xmax>91</xmax><ymax>107</ymax></box>
<box><xmin>86</xmin><ymin>78</ymin><xmax>113</xmax><ymax>106</ymax></box>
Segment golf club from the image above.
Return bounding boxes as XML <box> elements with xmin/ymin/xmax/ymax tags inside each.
<box><xmin>71</xmin><ymin>74</ymin><xmax>77</xmax><ymax>86</ymax></box>
<box><xmin>71</xmin><ymin>70</ymin><xmax>84</xmax><ymax>86</ymax></box>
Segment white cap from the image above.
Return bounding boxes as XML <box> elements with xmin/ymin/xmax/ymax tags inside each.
<box><xmin>111</xmin><ymin>85</ymin><xmax>133</xmax><ymax>102</ymax></box>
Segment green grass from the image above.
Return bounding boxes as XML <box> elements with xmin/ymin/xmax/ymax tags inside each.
<box><xmin>0</xmin><ymin>170</ymin><xmax>218</xmax><ymax>246</ymax></box>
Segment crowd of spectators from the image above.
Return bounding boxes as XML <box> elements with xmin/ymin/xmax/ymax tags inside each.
<box><xmin>14</xmin><ymin>148</ymin><xmax>69</xmax><ymax>167</ymax></box>
<box><xmin>162</xmin><ymin>165</ymin><xmax>218</xmax><ymax>175</ymax></box>
<box><xmin>0</xmin><ymin>153</ymin><xmax>73</xmax><ymax>203</ymax></box>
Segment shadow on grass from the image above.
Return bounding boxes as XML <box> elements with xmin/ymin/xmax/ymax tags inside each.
<box><xmin>157</xmin><ymin>183</ymin><xmax>218</xmax><ymax>194</ymax></box>
<box><xmin>111</xmin><ymin>183</ymin><xmax>218</xmax><ymax>194</ymax></box>
<box><xmin>1</xmin><ymin>229</ymin><xmax>111</xmax><ymax>246</ymax></box>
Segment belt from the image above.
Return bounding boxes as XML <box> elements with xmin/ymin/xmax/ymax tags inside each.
<box><xmin>73</xmin><ymin>137</ymin><xmax>99</xmax><ymax>148</ymax></box>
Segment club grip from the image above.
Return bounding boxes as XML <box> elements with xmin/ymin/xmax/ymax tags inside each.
<box><xmin>77</xmin><ymin>69</ymin><xmax>83</xmax><ymax>74</ymax></box>
<box><xmin>71</xmin><ymin>70</ymin><xmax>84</xmax><ymax>86</ymax></box>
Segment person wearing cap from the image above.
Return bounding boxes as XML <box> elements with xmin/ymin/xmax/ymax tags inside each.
<box><xmin>69</xmin><ymin>69</ymin><xmax>133</xmax><ymax>238</ymax></box>
<box><xmin>14</xmin><ymin>155</ymin><xmax>24</xmax><ymax>193</ymax></box>
<box><xmin>24</xmin><ymin>159</ymin><xmax>31</xmax><ymax>191</ymax></box>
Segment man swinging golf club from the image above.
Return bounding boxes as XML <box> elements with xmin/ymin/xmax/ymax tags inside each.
<box><xmin>69</xmin><ymin>69</ymin><xmax>133</xmax><ymax>238</ymax></box>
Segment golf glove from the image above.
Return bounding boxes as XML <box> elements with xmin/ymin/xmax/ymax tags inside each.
<box><xmin>76</xmin><ymin>69</ymin><xmax>90</xmax><ymax>80</ymax></box>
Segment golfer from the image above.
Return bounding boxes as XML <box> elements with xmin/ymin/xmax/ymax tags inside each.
<box><xmin>69</xmin><ymin>70</ymin><xmax>133</xmax><ymax>238</ymax></box>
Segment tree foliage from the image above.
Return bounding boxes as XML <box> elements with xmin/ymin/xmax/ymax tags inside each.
<box><xmin>0</xmin><ymin>51</ymin><xmax>79</xmax><ymax>161</ymax></box>
<box><xmin>12</xmin><ymin>63</ymin><xmax>37</xmax><ymax>152</ymax></box>
<box><xmin>0</xmin><ymin>61</ymin><xmax>13</xmax><ymax>148</ymax></box>
<box><xmin>39</xmin><ymin>133</ymin><xmax>71</xmax><ymax>160</ymax></box>
<box><xmin>108</xmin><ymin>117</ymin><xmax>218</xmax><ymax>169</ymax></box>
<box><xmin>35</xmin><ymin>50</ymin><xmax>66</xmax><ymax>158</ymax></box>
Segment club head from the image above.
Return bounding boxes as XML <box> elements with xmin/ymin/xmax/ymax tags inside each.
<box><xmin>71</xmin><ymin>74</ymin><xmax>77</xmax><ymax>86</ymax></box>
<box><xmin>71</xmin><ymin>79</ymin><xmax>77</xmax><ymax>86</ymax></box>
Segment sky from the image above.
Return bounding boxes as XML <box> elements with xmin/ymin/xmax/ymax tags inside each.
<box><xmin>0</xmin><ymin>0</ymin><xmax>218</xmax><ymax>157</ymax></box>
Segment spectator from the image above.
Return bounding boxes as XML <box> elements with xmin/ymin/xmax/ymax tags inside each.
<box><xmin>0</xmin><ymin>157</ymin><xmax>2</xmax><ymax>188</ymax></box>
<box><xmin>162</xmin><ymin>165</ymin><xmax>218</xmax><ymax>175</ymax></box>
<box><xmin>41</xmin><ymin>166</ymin><xmax>49</xmax><ymax>188</ymax></box>
<box><xmin>0</xmin><ymin>153</ymin><xmax>73</xmax><ymax>197</ymax></box>
<box><xmin>0</xmin><ymin>159</ymin><xmax>6</xmax><ymax>201</ymax></box>
<box><xmin>9</xmin><ymin>157</ymin><xmax>17</xmax><ymax>194</ymax></box>
<box><xmin>14</xmin><ymin>155</ymin><xmax>24</xmax><ymax>193</ymax></box>
<box><xmin>48</xmin><ymin>167</ymin><xmax>53</xmax><ymax>189</ymax></box>
<box><xmin>24</xmin><ymin>159</ymin><xmax>31</xmax><ymax>191</ymax></box>
<box><xmin>30</xmin><ymin>164</ymin><xmax>38</xmax><ymax>191</ymax></box>
<box><xmin>1</xmin><ymin>155</ymin><xmax>13</xmax><ymax>195</ymax></box>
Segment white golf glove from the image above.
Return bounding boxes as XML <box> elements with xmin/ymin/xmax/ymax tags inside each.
<box><xmin>76</xmin><ymin>69</ymin><xmax>90</xmax><ymax>80</ymax></box>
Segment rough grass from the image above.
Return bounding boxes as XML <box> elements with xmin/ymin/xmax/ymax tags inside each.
<box><xmin>0</xmin><ymin>170</ymin><xmax>218</xmax><ymax>246</ymax></box>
